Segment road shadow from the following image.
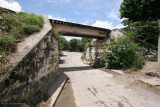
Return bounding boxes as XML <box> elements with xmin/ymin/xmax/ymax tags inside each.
<box><xmin>59</xmin><ymin>54</ymin><xmax>67</xmax><ymax>57</ymax></box>
<box><xmin>59</xmin><ymin>66</ymin><xmax>95</xmax><ymax>72</ymax></box>
<box><xmin>37</xmin><ymin>72</ymin><xmax>68</xmax><ymax>106</ymax></box>
<box><xmin>59</xmin><ymin>59</ymin><xmax>65</xmax><ymax>64</ymax></box>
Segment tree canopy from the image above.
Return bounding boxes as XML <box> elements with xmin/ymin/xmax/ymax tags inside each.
<box><xmin>120</xmin><ymin>0</ymin><xmax>160</xmax><ymax>21</ymax></box>
<box><xmin>69</xmin><ymin>38</ymin><xmax>80</xmax><ymax>51</ymax></box>
<box><xmin>79</xmin><ymin>38</ymin><xmax>91</xmax><ymax>51</ymax></box>
<box><xmin>58</xmin><ymin>37</ymin><xmax>92</xmax><ymax>52</ymax></box>
<box><xmin>120</xmin><ymin>0</ymin><xmax>160</xmax><ymax>46</ymax></box>
<box><xmin>58</xmin><ymin>37</ymin><xmax>69</xmax><ymax>51</ymax></box>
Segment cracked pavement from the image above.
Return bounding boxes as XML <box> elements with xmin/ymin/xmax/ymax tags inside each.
<box><xmin>55</xmin><ymin>51</ymin><xmax>160</xmax><ymax>107</ymax></box>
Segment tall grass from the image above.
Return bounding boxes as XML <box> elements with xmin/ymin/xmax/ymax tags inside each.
<box><xmin>0</xmin><ymin>12</ymin><xmax>44</xmax><ymax>68</ymax></box>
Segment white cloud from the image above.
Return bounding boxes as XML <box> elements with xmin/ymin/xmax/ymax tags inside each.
<box><xmin>107</xmin><ymin>12</ymin><xmax>120</xmax><ymax>21</ymax></box>
<box><xmin>115</xmin><ymin>24</ymin><xmax>124</xmax><ymax>29</ymax></box>
<box><xmin>48</xmin><ymin>0</ymin><xmax>71</xmax><ymax>4</ymax></box>
<box><xmin>92</xmin><ymin>20</ymin><xmax>124</xmax><ymax>30</ymax></box>
<box><xmin>0</xmin><ymin>0</ymin><xmax>22</xmax><ymax>12</ymax></box>
<box><xmin>48</xmin><ymin>14</ymin><xmax>66</xmax><ymax>21</ymax></box>
<box><xmin>81</xmin><ymin>20</ymin><xmax>89</xmax><ymax>25</ymax></box>
<box><xmin>92</xmin><ymin>20</ymin><xmax>113</xmax><ymax>29</ymax></box>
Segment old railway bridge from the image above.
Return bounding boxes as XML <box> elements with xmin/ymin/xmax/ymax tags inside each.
<box><xmin>50</xmin><ymin>19</ymin><xmax>112</xmax><ymax>65</ymax></box>
<box><xmin>0</xmin><ymin>14</ymin><xmax>115</xmax><ymax>104</ymax></box>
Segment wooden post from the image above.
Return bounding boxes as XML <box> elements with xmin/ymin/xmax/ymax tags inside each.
<box><xmin>158</xmin><ymin>34</ymin><xmax>160</xmax><ymax>72</ymax></box>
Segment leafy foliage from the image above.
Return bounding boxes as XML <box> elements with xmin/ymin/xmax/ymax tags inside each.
<box><xmin>81</xmin><ymin>54</ymin><xmax>86</xmax><ymax>61</ymax></box>
<box><xmin>120</xmin><ymin>0</ymin><xmax>160</xmax><ymax>21</ymax></box>
<box><xmin>120</xmin><ymin>0</ymin><xmax>160</xmax><ymax>46</ymax></box>
<box><xmin>22</xmin><ymin>24</ymin><xmax>40</xmax><ymax>35</ymax></box>
<box><xmin>68</xmin><ymin>38</ymin><xmax>92</xmax><ymax>52</ymax></box>
<box><xmin>122</xmin><ymin>20</ymin><xmax>160</xmax><ymax>46</ymax></box>
<box><xmin>148</xmin><ymin>56</ymin><xmax>157</xmax><ymax>62</ymax></box>
<box><xmin>103</xmin><ymin>32</ymin><xmax>145</xmax><ymax>71</ymax></box>
<box><xmin>79</xmin><ymin>38</ymin><xmax>92</xmax><ymax>51</ymax></box>
<box><xmin>69</xmin><ymin>39</ymin><xmax>80</xmax><ymax>51</ymax></box>
<box><xmin>0</xmin><ymin>12</ymin><xmax>43</xmax><ymax>37</ymax></box>
<box><xmin>58</xmin><ymin>37</ymin><xmax>91</xmax><ymax>54</ymax></box>
<box><xmin>0</xmin><ymin>35</ymin><xmax>16</xmax><ymax>52</ymax></box>
<box><xmin>53</xmin><ymin>29</ymin><xmax>59</xmax><ymax>37</ymax></box>
<box><xmin>58</xmin><ymin>37</ymin><xmax>69</xmax><ymax>51</ymax></box>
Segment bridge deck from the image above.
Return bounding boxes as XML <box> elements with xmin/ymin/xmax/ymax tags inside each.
<box><xmin>50</xmin><ymin>19</ymin><xmax>111</xmax><ymax>38</ymax></box>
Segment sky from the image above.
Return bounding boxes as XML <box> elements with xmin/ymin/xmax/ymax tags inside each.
<box><xmin>0</xmin><ymin>0</ymin><xmax>124</xmax><ymax>41</ymax></box>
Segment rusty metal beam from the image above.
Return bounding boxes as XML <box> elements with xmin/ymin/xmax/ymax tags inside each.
<box><xmin>50</xmin><ymin>19</ymin><xmax>111</xmax><ymax>38</ymax></box>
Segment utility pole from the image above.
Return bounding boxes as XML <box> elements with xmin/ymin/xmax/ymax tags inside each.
<box><xmin>158</xmin><ymin>34</ymin><xmax>160</xmax><ymax>72</ymax></box>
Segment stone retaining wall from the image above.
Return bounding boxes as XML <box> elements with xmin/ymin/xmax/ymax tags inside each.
<box><xmin>0</xmin><ymin>7</ymin><xmax>16</xmax><ymax>16</ymax></box>
<box><xmin>0</xmin><ymin>15</ymin><xmax>59</xmax><ymax>105</ymax></box>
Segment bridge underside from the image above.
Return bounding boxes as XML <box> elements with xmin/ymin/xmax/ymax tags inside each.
<box><xmin>50</xmin><ymin>19</ymin><xmax>111</xmax><ymax>38</ymax></box>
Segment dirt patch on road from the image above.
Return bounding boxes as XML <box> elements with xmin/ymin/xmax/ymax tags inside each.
<box><xmin>102</xmin><ymin>67</ymin><xmax>160</xmax><ymax>96</ymax></box>
<box><xmin>140</xmin><ymin>61</ymin><xmax>158</xmax><ymax>73</ymax></box>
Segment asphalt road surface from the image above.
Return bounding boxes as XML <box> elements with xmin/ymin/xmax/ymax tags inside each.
<box><xmin>55</xmin><ymin>51</ymin><xmax>160</xmax><ymax>107</ymax></box>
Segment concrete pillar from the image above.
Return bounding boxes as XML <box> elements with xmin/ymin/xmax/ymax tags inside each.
<box><xmin>158</xmin><ymin>34</ymin><xmax>160</xmax><ymax>72</ymax></box>
<box><xmin>90</xmin><ymin>38</ymin><xmax>108</xmax><ymax>67</ymax></box>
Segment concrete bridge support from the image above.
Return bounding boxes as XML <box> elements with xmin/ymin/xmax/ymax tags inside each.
<box><xmin>85</xmin><ymin>29</ymin><xmax>124</xmax><ymax>67</ymax></box>
<box><xmin>86</xmin><ymin>38</ymin><xmax>108</xmax><ymax>67</ymax></box>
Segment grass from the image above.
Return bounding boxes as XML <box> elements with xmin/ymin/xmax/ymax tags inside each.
<box><xmin>148</xmin><ymin>56</ymin><xmax>157</xmax><ymax>62</ymax></box>
<box><xmin>81</xmin><ymin>54</ymin><xmax>86</xmax><ymax>61</ymax></box>
<box><xmin>53</xmin><ymin>29</ymin><xmax>59</xmax><ymax>39</ymax></box>
<box><xmin>0</xmin><ymin>12</ymin><xmax>44</xmax><ymax>71</ymax></box>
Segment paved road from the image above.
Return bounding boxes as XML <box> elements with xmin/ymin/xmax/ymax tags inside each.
<box><xmin>55</xmin><ymin>51</ymin><xmax>160</xmax><ymax>107</ymax></box>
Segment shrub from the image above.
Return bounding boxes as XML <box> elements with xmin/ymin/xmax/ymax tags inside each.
<box><xmin>69</xmin><ymin>39</ymin><xmax>80</xmax><ymax>51</ymax></box>
<box><xmin>9</xmin><ymin>27</ymin><xmax>23</xmax><ymax>38</ymax></box>
<box><xmin>17</xmin><ymin>12</ymin><xmax>44</xmax><ymax>27</ymax></box>
<box><xmin>58</xmin><ymin>36</ymin><xmax>69</xmax><ymax>51</ymax></box>
<box><xmin>22</xmin><ymin>24</ymin><xmax>40</xmax><ymax>35</ymax></box>
<box><xmin>132</xmin><ymin>53</ymin><xmax>145</xmax><ymax>71</ymax></box>
<box><xmin>53</xmin><ymin>29</ymin><xmax>59</xmax><ymax>36</ymax></box>
<box><xmin>0</xmin><ymin>66</ymin><xmax>6</xmax><ymax>74</ymax></box>
<box><xmin>79</xmin><ymin>38</ymin><xmax>92</xmax><ymax>52</ymax></box>
<box><xmin>0</xmin><ymin>14</ymin><xmax>18</xmax><ymax>32</ymax></box>
<box><xmin>81</xmin><ymin>54</ymin><xmax>86</xmax><ymax>61</ymax></box>
<box><xmin>148</xmin><ymin>56</ymin><xmax>157</xmax><ymax>61</ymax></box>
<box><xmin>103</xmin><ymin>32</ymin><xmax>145</xmax><ymax>71</ymax></box>
<box><xmin>0</xmin><ymin>12</ymin><xmax>44</xmax><ymax>38</ymax></box>
<box><xmin>0</xmin><ymin>35</ymin><xmax>16</xmax><ymax>52</ymax></box>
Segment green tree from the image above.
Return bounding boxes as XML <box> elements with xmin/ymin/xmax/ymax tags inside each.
<box><xmin>58</xmin><ymin>37</ymin><xmax>69</xmax><ymax>51</ymax></box>
<box><xmin>122</xmin><ymin>20</ymin><xmax>160</xmax><ymax>46</ymax></box>
<box><xmin>79</xmin><ymin>38</ymin><xmax>92</xmax><ymax>51</ymax></box>
<box><xmin>120</xmin><ymin>0</ymin><xmax>160</xmax><ymax>21</ymax></box>
<box><xmin>69</xmin><ymin>39</ymin><xmax>80</xmax><ymax>51</ymax></box>
<box><xmin>120</xmin><ymin>0</ymin><xmax>160</xmax><ymax>46</ymax></box>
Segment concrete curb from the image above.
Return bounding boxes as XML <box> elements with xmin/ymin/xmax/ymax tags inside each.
<box><xmin>52</xmin><ymin>77</ymin><xmax>69</xmax><ymax>107</ymax></box>
<box><xmin>37</xmin><ymin>74</ymin><xmax>69</xmax><ymax>107</ymax></box>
